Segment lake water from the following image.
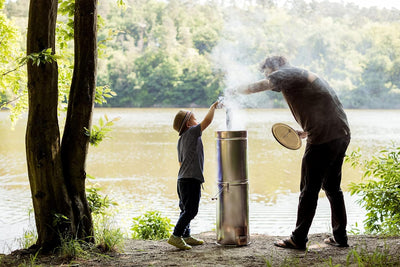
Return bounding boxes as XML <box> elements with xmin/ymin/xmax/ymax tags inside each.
<box><xmin>1</xmin><ymin>108</ymin><xmax>400</xmax><ymax>253</ymax></box>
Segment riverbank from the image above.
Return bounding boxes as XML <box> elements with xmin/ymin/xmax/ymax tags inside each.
<box><xmin>1</xmin><ymin>232</ymin><xmax>400</xmax><ymax>266</ymax></box>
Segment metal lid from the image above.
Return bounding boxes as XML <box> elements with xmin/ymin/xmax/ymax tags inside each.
<box><xmin>271</xmin><ymin>123</ymin><xmax>301</xmax><ymax>150</ymax></box>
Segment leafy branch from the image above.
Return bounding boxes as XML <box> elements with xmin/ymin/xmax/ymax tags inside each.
<box><xmin>1</xmin><ymin>63</ymin><xmax>25</xmax><ymax>77</ymax></box>
<box><xmin>0</xmin><ymin>94</ymin><xmax>27</xmax><ymax>109</ymax></box>
<box><xmin>95</xmin><ymin>85</ymin><xmax>117</xmax><ymax>105</ymax></box>
<box><xmin>1</xmin><ymin>48</ymin><xmax>59</xmax><ymax>78</ymax></box>
<box><xmin>84</xmin><ymin>115</ymin><xmax>121</xmax><ymax>146</ymax></box>
<box><xmin>20</xmin><ymin>48</ymin><xmax>60</xmax><ymax>67</ymax></box>
<box><xmin>346</xmin><ymin>145</ymin><xmax>400</xmax><ymax>235</ymax></box>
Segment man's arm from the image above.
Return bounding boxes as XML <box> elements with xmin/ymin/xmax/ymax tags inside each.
<box><xmin>200</xmin><ymin>101</ymin><xmax>219</xmax><ymax>132</ymax></box>
<box><xmin>237</xmin><ymin>79</ymin><xmax>274</xmax><ymax>95</ymax></box>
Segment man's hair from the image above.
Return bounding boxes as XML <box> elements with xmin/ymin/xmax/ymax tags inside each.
<box><xmin>259</xmin><ymin>56</ymin><xmax>288</xmax><ymax>72</ymax></box>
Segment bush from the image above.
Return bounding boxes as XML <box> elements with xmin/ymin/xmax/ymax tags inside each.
<box><xmin>94</xmin><ymin>214</ymin><xmax>125</xmax><ymax>252</ymax></box>
<box><xmin>346</xmin><ymin>146</ymin><xmax>400</xmax><ymax>235</ymax></box>
<box><xmin>86</xmin><ymin>185</ymin><xmax>124</xmax><ymax>252</ymax></box>
<box><xmin>131</xmin><ymin>211</ymin><xmax>173</xmax><ymax>240</ymax></box>
<box><xmin>86</xmin><ymin>186</ymin><xmax>117</xmax><ymax>216</ymax></box>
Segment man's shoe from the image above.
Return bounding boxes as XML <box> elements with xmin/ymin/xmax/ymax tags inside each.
<box><xmin>183</xmin><ymin>236</ymin><xmax>204</xmax><ymax>246</ymax></box>
<box><xmin>168</xmin><ymin>235</ymin><xmax>192</xmax><ymax>250</ymax></box>
<box><xmin>324</xmin><ymin>237</ymin><xmax>349</xmax><ymax>248</ymax></box>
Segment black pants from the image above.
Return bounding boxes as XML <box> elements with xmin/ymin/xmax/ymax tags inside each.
<box><xmin>173</xmin><ymin>178</ymin><xmax>201</xmax><ymax>237</ymax></box>
<box><xmin>291</xmin><ymin>135</ymin><xmax>350</xmax><ymax>247</ymax></box>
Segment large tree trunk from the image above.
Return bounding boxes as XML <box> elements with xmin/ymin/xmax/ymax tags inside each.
<box><xmin>26</xmin><ymin>0</ymin><xmax>99</xmax><ymax>251</ymax></box>
<box><xmin>26</xmin><ymin>0</ymin><xmax>74</xmax><ymax>251</ymax></box>
<box><xmin>61</xmin><ymin>0</ymin><xmax>98</xmax><ymax>241</ymax></box>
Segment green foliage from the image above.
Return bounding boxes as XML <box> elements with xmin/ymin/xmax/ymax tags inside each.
<box><xmin>131</xmin><ymin>210</ymin><xmax>173</xmax><ymax>240</ymax></box>
<box><xmin>95</xmin><ymin>0</ymin><xmax>400</xmax><ymax>108</ymax></box>
<box><xmin>58</xmin><ymin>236</ymin><xmax>89</xmax><ymax>259</ymax></box>
<box><xmin>52</xmin><ymin>213</ymin><xmax>70</xmax><ymax>229</ymax></box>
<box><xmin>346</xmin><ymin>146</ymin><xmax>400</xmax><ymax>235</ymax></box>
<box><xmin>84</xmin><ymin>115</ymin><xmax>121</xmax><ymax>146</ymax></box>
<box><xmin>346</xmin><ymin>245</ymin><xmax>398</xmax><ymax>266</ymax></box>
<box><xmin>95</xmin><ymin>85</ymin><xmax>117</xmax><ymax>105</ymax></box>
<box><xmin>3</xmin><ymin>0</ymin><xmax>400</xmax><ymax>109</ymax></box>
<box><xmin>20</xmin><ymin>48</ymin><xmax>60</xmax><ymax>67</ymax></box>
<box><xmin>17</xmin><ymin>209</ymin><xmax>38</xmax><ymax>249</ymax></box>
<box><xmin>57</xmin><ymin>0</ymin><xmax>75</xmax><ymax>49</ymax></box>
<box><xmin>93</xmin><ymin>214</ymin><xmax>125</xmax><ymax>252</ymax></box>
<box><xmin>26</xmin><ymin>249</ymin><xmax>41</xmax><ymax>267</ymax></box>
<box><xmin>86</xmin><ymin>184</ymin><xmax>124</xmax><ymax>252</ymax></box>
<box><xmin>86</xmin><ymin>186</ymin><xmax>118</xmax><ymax>216</ymax></box>
<box><xmin>323</xmin><ymin>257</ymin><xmax>341</xmax><ymax>267</ymax></box>
<box><xmin>0</xmin><ymin>3</ymin><xmax>27</xmax><ymax>122</ymax></box>
<box><xmin>18</xmin><ymin>228</ymin><xmax>37</xmax><ymax>250</ymax></box>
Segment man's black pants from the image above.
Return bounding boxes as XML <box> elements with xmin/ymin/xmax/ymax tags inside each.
<box><xmin>291</xmin><ymin>135</ymin><xmax>350</xmax><ymax>247</ymax></box>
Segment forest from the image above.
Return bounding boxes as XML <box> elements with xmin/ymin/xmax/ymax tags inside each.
<box><xmin>2</xmin><ymin>0</ymin><xmax>400</xmax><ymax>110</ymax></box>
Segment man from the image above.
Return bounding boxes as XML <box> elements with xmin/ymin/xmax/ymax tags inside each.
<box><xmin>237</xmin><ymin>56</ymin><xmax>351</xmax><ymax>249</ymax></box>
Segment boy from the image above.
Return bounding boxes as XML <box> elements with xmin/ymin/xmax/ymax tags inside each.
<box><xmin>168</xmin><ymin>101</ymin><xmax>219</xmax><ymax>250</ymax></box>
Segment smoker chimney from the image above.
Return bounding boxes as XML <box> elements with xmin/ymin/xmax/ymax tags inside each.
<box><xmin>215</xmin><ymin>130</ymin><xmax>250</xmax><ymax>246</ymax></box>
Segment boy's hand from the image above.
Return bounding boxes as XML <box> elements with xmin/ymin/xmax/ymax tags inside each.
<box><xmin>211</xmin><ymin>101</ymin><xmax>220</xmax><ymax>109</ymax></box>
<box><xmin>201</xmin><ymin>101</ymin><xmax>219</xmax><ymax>132</ymax></box>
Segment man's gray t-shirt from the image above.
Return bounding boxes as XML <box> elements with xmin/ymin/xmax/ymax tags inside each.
<box><xmin>268</xmin><ymin>67</ymin><xmax>350</xmax><ymax>145</ymax></box>
<box><xmin>177</xmin><ymin>124</ymin><xmax>204</xmax><ymax>183</ymax></box>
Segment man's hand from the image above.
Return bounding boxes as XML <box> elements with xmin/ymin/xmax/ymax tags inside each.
<box><xmin>236</xmin><ymin>85</ymin><xmax>250</xmax><ymax>95</ymax></box>
<box><xmin>296</xmin><ymin>130</ymin><xmax>308</xmax><ymax>139</ymax></box>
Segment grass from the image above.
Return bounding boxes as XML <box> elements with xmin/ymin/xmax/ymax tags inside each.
<box><xmin>346</xmin><ymin>245</ymin><xmax>398</xmax><ymax>267</ymax></box>
<box><xmin>262</xmin><ymin>242</ymin><xmax>398</xmax><ymax>267</ymax></box>
<box><xmin>93</xmin><ymin>213</ymin><xmax>125</xmax><ymax>252</ymax></box>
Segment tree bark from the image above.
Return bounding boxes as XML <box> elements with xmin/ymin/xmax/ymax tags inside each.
<box><xmin>26</xmin><ymin>0</ymin><xmax>74</xmax><ymax>251</ymax></box>
<box><xmin>61</xmin><ymin>0</ymin><xmax>98</xmax><ymax>241</ymax></box>
<box><xmin>26</xmin><ymin>0</ymin><xmax>99</xmax><ymax>251</ymax></box>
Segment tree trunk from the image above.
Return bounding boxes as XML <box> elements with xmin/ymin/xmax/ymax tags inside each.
<box><xmin>26</xmin><ymin>0</ymin><xmax>99</xmax><ymax>251</ymax></box>
<box><xmin>61</xmin><ymin>0</ymin><xmax>98</xmax><ymax>241</ymax></box>
<box><xmin>26</xmin><ymin>0</ymin><xmax>74</xmax><ymax>251</ymax></box>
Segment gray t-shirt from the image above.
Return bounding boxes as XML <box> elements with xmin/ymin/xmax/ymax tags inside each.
<box><xmin>177</xmin><ymin>124</ymin><xmax>204</xmax><ymax>183</ymax></box>
<box><xmin>269</xmin><ymin>67</ymin><xmax>350</xmax><ymax>144</ymax></box>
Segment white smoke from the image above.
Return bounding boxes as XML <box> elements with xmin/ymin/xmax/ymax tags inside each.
<box><xmin>211</xmin><ymin>10</ymin><xmax>267</xmax><ymax>130</ymax></box>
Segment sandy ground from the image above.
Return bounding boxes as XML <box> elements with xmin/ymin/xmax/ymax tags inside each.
<box><xmin>1</xmin><ymin>232</ymin><xmax>400</xmax><ymax>266</ymax></box>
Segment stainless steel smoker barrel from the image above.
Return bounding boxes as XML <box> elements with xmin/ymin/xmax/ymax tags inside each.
<box><xmin>215</xmin><ymin>130</ymin><xmax>249</xmax><ymax>246</ymax></box>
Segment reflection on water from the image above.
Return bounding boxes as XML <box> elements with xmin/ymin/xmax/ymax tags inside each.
<box><xmin>1</xmin><ymin>108</ymin><xmax>400</xmax><ymax>253</ymax></box>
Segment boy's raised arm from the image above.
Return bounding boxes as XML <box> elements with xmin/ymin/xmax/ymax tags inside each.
<box><xmin>200</xmin><ymin>101</ymin><xmax>219</xmax><ymax>132</ymax></box>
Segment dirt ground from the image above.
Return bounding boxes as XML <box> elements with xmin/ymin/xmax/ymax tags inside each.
<box><xmin>1</xmin><ymin>232</ymin><xmax>400</xmax><ymax>266</ymax></box>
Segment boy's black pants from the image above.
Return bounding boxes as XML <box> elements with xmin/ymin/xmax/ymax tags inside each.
<box><xmin>291</xmin><ymin>135</ymin><xmax>350</xmax><ymax>247</ymax></box>
<box><xmin>173</xmin><ymin>178</ymin><xmax>201</xmax><ymax>237</ymax></box>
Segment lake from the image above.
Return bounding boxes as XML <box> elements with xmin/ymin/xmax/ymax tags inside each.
<box><xmin>1</xmin><ymin>108</ymin><xmax>400</xmax><ymax>253</ymax></box>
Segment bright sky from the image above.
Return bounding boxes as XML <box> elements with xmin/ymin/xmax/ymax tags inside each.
<box><xmin>315</xmin><ymin>0</ymin><xmax>400</xmax><ymax>9</ymax></box>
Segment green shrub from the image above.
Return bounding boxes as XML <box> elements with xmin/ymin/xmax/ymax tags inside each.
<box><xmin>346</xmin><ymin>245</ymin><xmax>397</xmax><ymax>266</ymax></box>
<box><xmin>131</xmin><ymin>211</ymin><xmax>173</xmax><ymax>240</ymax></box>
<box><xmin>86</xmin><ymin>185</ymin><xmax>124</xmax><ymax>252</ymax></box>
<box><xmin>93</xmin><ymin>213</ymin><xmax>125</xmax><ymax>252</ymax></box>
<box><xmin>346</xmin><ymin>146</ymin><xmax>400</xmax><ymax>235</ymax></box>
<box><xmin>17</xmin><ymin>209</ymin><xmax>37</xmax><ymax>249</ymax></box>
<box><xmin>86</xmin><ymin>186</ymin><xmax>117</xmax><ymax>216</ymax></box>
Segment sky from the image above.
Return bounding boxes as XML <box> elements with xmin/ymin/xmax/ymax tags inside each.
<box><xmin>311</xmin><ymin>0</ymin><xmax>400</xmax><ymax>9</ymax></box>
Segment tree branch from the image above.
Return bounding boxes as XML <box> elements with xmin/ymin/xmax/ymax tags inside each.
<box><xmin>1</xmin><ymin>63</ymin><xmax>25</xmax><ymax>77</ymax></box>
<box><xmin>0</xmin><ymin>94</ymin><xmax>27</xmax><ymax>109</ymax></box>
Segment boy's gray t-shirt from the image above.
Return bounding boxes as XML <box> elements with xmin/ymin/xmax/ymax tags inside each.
<box><xmin>177</xmin><ymin>124</ymin><xmax>204</xmax><ymax>183</ymax></box>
